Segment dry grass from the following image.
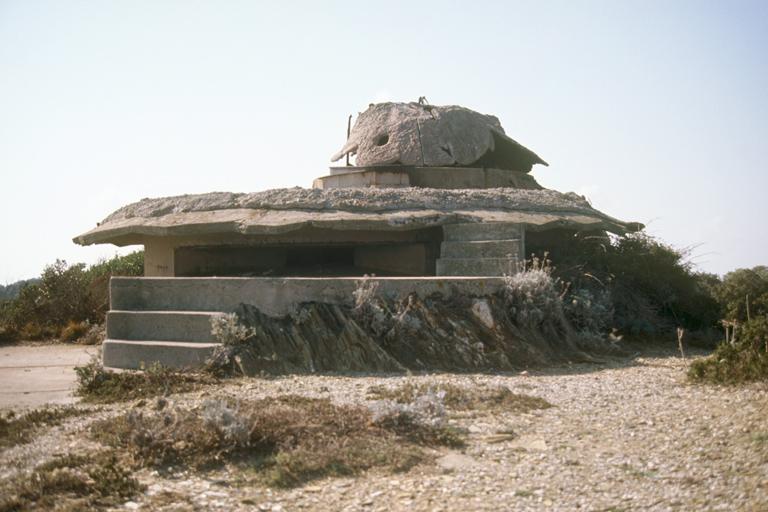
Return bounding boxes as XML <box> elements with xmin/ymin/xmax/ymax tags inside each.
<box><xmin>75</xmin><ymin>359</ymin><xmax>218</xmax><ymax>404</ymax></box>
<box><xmin>0</xmin><ymin>406</ymin><xmax>90</xmax><ymax>449</ymax></box>
<box><xmin>91</xmin><ymin>394</ymin><xmax>456</xmax><ymax>488</ymax></box>
<box><xmin>0</xmin><ymin>452</ymin><xmax>143</xmax><ymax>512</ymax></box>
<box><xmin>367</xmin><ymin>382</ymin><xmax>553</xmax><ymax>414</ymax></box>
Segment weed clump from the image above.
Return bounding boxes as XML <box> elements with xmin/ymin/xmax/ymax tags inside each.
<box><xmin>352</xmin><ymin>276</ymin><xmax>421</xmax><ymax>341</ymax></box>
<box><xmin>501</xmin><ymin>254</ymin><xmax>564</xmax><ymax>327</ymax></box>
<box><xmin>75</xmin><ymin>358</ymin><xmax>217</xmax><ymax>404</ymax></box>
<box><xmin>210</xmin><ymin>313</ymin><xmax>250</xmax><ymax>346</ymax></box>
<box><xmin>688</xmin><ymin>315</ymin><xmax>768</xmax><ymax>384</ymax></box>
<box><xmin>369</xmin><ymin>386</ymin><xmax>464</xmax><ymax>447</ymax></box>
<box><xmin>367</xmin><ymin>382</ymin><xmax>552</xmax><ymax>414</ymax></box>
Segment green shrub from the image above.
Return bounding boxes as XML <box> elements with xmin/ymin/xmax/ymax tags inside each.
<box><xmin>563</xmin><ymin>288</ymin><xmax>613</xmax><ymax>334</ymax></box>
<box><xmin>528</xmin><ymin>232</ymin><xmax>721</xmax><ymax>339</ymax></box>
<box><xmin>688</xmin><ymin>315</ymin><xmax>768</xmax><ymax>384</ymax></box>
<box><xmin>713</xmin><ymin>267</ymin><xmax>768</xmax><ymax>323</ymax></box>
<box><xmin>0</xmin><ymin>251</ymin><xmax>143</xmax><ymax>340</ymax></box>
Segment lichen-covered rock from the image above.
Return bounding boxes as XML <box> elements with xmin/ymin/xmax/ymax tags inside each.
<box><xmin>331</xmin><ymin>102</ymin><xmax>548</xmax><ymax>172</ymax></box>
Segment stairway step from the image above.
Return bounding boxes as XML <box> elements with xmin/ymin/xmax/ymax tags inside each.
<box><xmin>441</xmin><ymin>240</ymin><xmax>523</xmax><ymax>259</ymax></box>
<box><xmin>102</xmin><ymin>340</ymin><xmax>220</xmax><ymax>370</ymax></box>
<box><xmin>436</xmin><ymin>257</ymin><xmax>518</xmax><ymax>277</ymax></box>
<box><xmin>443</xmin><ymin>223</ymin><xmax>523</xmax><ymax>242</ymax></box>
<box><xmin>106</xmin><ymin>311</ymin><xmax>225</xmax><ymax>343</ymax></box>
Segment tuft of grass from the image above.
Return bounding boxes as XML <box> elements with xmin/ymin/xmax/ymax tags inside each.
<box><xmin>62</xmin><ymin>320</ymin><xmax>88</xmax><ymax>342</ymax></box>
<box><xmin>620</xmin><ymin>464</ymin><xmax>657</xmax><ymax>479</ymax></box>
<box><xmin>367</xmin><ymin>382</ymin><xmax>552</xmax><ymax>413</ymax></box>
<box><xmin>0</xmin><ymin>406</ymin><xmax>88</xmax><ymax>449</ymax></box>
<box><xmin>75</xmin><ymin>359</ymin><xmax>218</xmax><ymax>404</ymax></box>
<box><xmin>0</xmin><ymin>452</ymin><xmax>143</xmax><ymax>512</ymax></box>
<box><xmin>92</xmin><ymin>394</ymin><xmax>459</xmax><ymax>488</ymax></box>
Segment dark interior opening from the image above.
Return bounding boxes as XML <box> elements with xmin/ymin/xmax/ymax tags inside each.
<box><xmin>174</xmin><ymin>242</ymin><xmax>435</xmax><ymax>278</ymax></box>
<box><xmin>286</xmin><ymin>246</ymin><xmax>354</xmax><ymax>268</ymax></box>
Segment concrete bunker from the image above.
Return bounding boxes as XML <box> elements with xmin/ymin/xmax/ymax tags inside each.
<box><xmin>73</xmin><ymin>100</ymin><xmax>643</xmax><ymax>370</ymax></box>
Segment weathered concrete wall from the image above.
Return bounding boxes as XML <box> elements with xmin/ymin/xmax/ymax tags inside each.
<box><xmin>314</xmin><ymin>167</ymin><xmax>543</xmax><ymax>190</ymax></box>
<box><xmin>144</xmin><ymin>237</ymin><xmax>175</xmax><ymax>277</ymax></box>
<box><xmin>110</xmin><ymin>276</ymin><xmax>506</xmax><ymax>317</ymax></box>
<box><xmin>354</xmin><ymin>244</ymin><xmax>427</xmax><ymax>276</ymax></box>
<box><xmin>141</xmin><ymin>226</ymin><xmax>444</xmax><ymax>278</ymax></box>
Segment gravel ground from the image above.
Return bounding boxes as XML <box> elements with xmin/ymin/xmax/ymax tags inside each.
<box><xmin>2</xmin><ymin>344</ymin><xmax>767</xmax><ymax>512</ymax></box>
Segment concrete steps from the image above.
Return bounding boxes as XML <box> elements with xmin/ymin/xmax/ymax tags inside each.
<box><xmin>436</xmin><ymin>222</ymin><xmax>524</xmax><ymax>277</ymax></box>
<box><xmin>106</xmin><ymin>311</ymin><xmax>223</xmax><ymax>343</ymax></box>
<box><xmin>102</xmin><ymin>340</ymin><xmax>220</xmax><ymax>370</ymax></box>
<box><xmin>104</xmin><ymin>309</ymin><xmax>225</xmax><ymax>370</ymax></box>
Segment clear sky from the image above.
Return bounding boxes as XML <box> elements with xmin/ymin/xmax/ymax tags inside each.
<box><xmin>1</xmin><ymin>0</ymin><xmax>766</xmax><ymax>283</ymax></box>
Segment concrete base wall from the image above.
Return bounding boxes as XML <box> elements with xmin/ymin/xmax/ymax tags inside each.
<box><xmin>110</xmin><ymin>276</ymin><xmax>506</xmax><ymax>317</ymax></box>
<box><xmin>104</xmin><ymin>275</ymin><xmax>507</xmax><ymax>369</ymax></box>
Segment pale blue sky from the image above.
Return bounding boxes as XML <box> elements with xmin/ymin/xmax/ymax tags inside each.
<box><xmin>1</xmin><ymin>0</ymin><xmax>766</xmax><ymax>282</ymax></box>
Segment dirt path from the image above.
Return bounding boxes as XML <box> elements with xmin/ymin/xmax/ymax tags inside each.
<box><xmin>0</xmin><ymin>343</ymin><xmax>99</xmax><ymax>411</ymax></box>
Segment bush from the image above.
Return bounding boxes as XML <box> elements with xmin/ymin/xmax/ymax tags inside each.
<box><xmin>688</xmin><ymin>315</ymin><xmax>768</xmax><ymax>384</ymax></box>
<box><xmin>0</xmin><ymin>251</ymin><xmax>143</xmax><ymax>341</ymax></box>
<box><xmin>500</xmin><ymin>255</ymin><xmax>564</xmax><ymax>327</ymax></box>
<box><xmin>563</xmin><ymin>288</ymin><xmax>613</xmax><ymax>334</ymax></box>
<box><xmin>528</xmin><ymin>232</ymin><xmax>721</xmax><ymax>339</ymax></box>
<box><xmin>713</xmin><ymin>267</ymin><xmax>768</xmax><ymax>323</ymax></box>
<box><xmin>351</xmin><ymin>276</ymin><xmax>422</xmax><ymax>341</ymax></box>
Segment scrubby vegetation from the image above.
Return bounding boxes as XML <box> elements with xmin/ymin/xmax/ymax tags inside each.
<box><xmin>75</xmin><ymin>358</ymin><xmax>218</xmax><ymax>404</ymax></box>
<box><xmin>713</xmin><ymin>267</ymin><xmax>768</xmax><ymax>323</ymax></box>
<box><xmin>0</xmin><ymin>251</ymin><xmax>143</xmax><ymax>342</ymax></box>
<box><xmin>0</xmin><ymin>406</ymin><xmax>90</xmax><ymax>449</ymax></box>
<box><xmin>529</xmin><ymin>232</ymin><xmax>721</xmax><ymax>340</ymax></box>
<box><xmin>367</xmin><ymin>381</ymin><xmax>552</xmax><ymax>414</ymax></box>
<box><xmin>0</xmin><ymin>452</ymin><xmax>144</xmax><ymax>511</ymax></box>
<box><xmin>91</xmin><ymin>392</ymin><xmax>460</xmax><ymax>488</ymax></box>
<box><xmin>688</xmin><ymin>314</ymin><xmax>768</xmax><ymax>384</ymax></box>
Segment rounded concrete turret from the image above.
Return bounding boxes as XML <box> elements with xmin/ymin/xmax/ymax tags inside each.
<box><xmin>320</xmin><ymin>101</ymin><xmax>548</xmax><ymax>190</ymax></box>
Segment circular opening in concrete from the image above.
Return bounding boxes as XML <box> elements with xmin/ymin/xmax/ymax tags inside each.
<box><xmin>375</xmin><ymin>134</ymin><xmax>389</xmax><ymax>146</ymax></box>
